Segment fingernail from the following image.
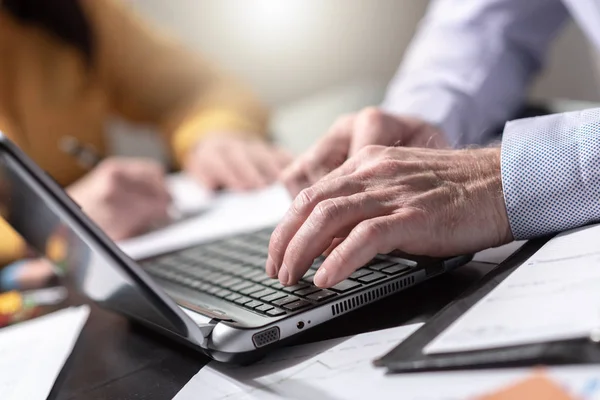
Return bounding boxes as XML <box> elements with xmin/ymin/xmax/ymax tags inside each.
<box><xmin>314</xmin><ymin>267</ymin><xmax>328</xmax><ymax>287</ymax></box>
<box><xmin>266</xmin><ymin>256</ymin><xmax>276</xmax><ymax>278</ymax></box>
<box><xmin>278</xmin><ymin>263</ymin><xmax>290</xmax><ymax>285</ymax></box>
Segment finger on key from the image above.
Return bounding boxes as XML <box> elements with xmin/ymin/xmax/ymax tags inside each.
<box><xmin>280</xmin><ymin>191</ymin><xmax>390</xmax><ymax>285</ymax></box>
<box><xmin>268</xmin><ymin>177</ymin><xmax>364</xmax><ymax>278</ymax></box>
<box><xmin>314</xmin><ymin>215</ymin><xmax>403</xmax><ymax>288</ymax></box>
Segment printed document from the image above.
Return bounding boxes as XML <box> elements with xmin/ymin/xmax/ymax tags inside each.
<box><xmin>425</xmin><ymin>223</ymin><xmax>600</xmax><ymax>354</ymax></box>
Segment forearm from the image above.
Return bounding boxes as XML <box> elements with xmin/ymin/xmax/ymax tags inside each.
<box><xmin>501</xmin><ymin>108</ymin><xmax>600</xmax><ymax>239</ymax></box>
<box><xmin>382</xmin><ymin>0</ymin><xmax>568</xmax><ymax>147</ymax></box>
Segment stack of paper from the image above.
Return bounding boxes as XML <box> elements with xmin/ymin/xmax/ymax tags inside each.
<box><xmin>173</xmin><ymin>322</ymin><xmax>600</xmax><ymax>400</ymax></box>
<box><xmin>425</xmin><ymin>223</ymin><xmax>600</xmax><ymax>354</ymax></box>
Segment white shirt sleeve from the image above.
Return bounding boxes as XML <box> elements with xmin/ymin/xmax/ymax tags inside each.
<box><xmin>382</xmin><ymin>0</ymin><xmax>569</xmax><ymax>147</ymax></box>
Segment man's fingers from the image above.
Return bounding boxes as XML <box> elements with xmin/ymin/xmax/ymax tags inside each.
<box><xmin>280</xmin><ymin>160</ymin><xmax>311</xmax><ymax>198</ymax></box>
<box><xmin>323</xmin><ymin>237</ymin><xmax>345</xmax><ymax>256</ymax></box>
<box><xmin>349</xmin><ymin>108</ymin><xmax>399</xmax><ymax>155</ymax></box>
<box><xmin>304</xmin><ymin>121</ymin><xmax>353</xmax><ymax>183</ymax></box>
<box><xmin>314</xmin><ymin>215</ymin><xmax>404</xmax><ymax>288</ymax></box>
<box><xmin>280</xmin><ymin>115</ymin><xmax>353</xmax><ymax>196</ymax></box>
<box><xmin>267</xmin><ymin>177</ymin><xmax>364</xmax><ymax>278</ymax></box>
<box><xmin>279</xmin><ymin>192</ymin><xmax>390</xmax><ymax>285</ymax></box>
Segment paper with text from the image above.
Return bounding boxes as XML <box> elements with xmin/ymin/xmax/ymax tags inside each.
<box><xmin>0</xmin><ymin>305</ymin><xmax>90</xmax><ymax>400</ymax></box>
<box><xmin>173</xmin><ymin>323</ymin><xmax>600</xmax><ymax>400</ymax></box>
<box><xmin>174</xmin><ymin>323</ymin><xmax>422</xmax><ymax>400</ymax></box>
<box><xmin>425</xmin><ymin>223</ymin><xmax>600</xmax><ymax>354</ymax></box>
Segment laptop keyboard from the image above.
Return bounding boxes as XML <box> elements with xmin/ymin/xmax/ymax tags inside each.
<box><xmin>142</xmin><ymin>228</ymin><xmax>413</xmax><ymax>317</ymax></box>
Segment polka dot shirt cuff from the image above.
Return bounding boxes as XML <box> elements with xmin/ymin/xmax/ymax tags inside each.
<box><xmin>501</xmin><ymin>108</ymin><xmax>600</xmax><ymax>240</ymax></box>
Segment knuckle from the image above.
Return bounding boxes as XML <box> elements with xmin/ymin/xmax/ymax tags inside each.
<box><xmin>356</xmin><ymin>220</ymin><xmax>386</xmax><ymax>242</ymax></box>
<box><xmin>293</xmin><ymin>186</ymin><xmax>321</xmax><ymax>215</ymax></box>
<box><xmin>313</xmin><ymin>198</ymin><xmax>342</xmax><ymax>226</ymax></box>
<box><xmin>357</xmin><ymin>107</ymin><xmax>384</xmax><ymax>126</ymax></box>
<box><xmin>363</xmin><ymin>144</ymin><xmax>386</xmax><ymax>157</ymax></box>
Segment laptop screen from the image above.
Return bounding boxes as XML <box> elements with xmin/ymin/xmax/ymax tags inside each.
<box><xmin>0</xmin><ymin>141</ymin><xmax>196</xmax><ymax>339</ymax></box>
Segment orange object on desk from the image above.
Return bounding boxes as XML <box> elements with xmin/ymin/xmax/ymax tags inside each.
<box><xmin>476</xmin><ymin>371</ymin><xmax>576</xmax><ymax>400</ymax></box>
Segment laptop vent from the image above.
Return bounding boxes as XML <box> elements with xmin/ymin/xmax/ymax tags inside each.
<box><xmin>252</xmin><ymin>327</ymin><xmax>280</xmax><ymax>348</ymax></box>
<box><xmin>331</xmin><ymin>275</ymin><xmax>415</xmax><ymax>316</ymax></box>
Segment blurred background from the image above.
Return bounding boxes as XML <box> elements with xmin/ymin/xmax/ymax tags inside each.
<box><xmin>112</xmin><ymin>0</ymin><xmax>600</xmax><ymax>160</ymax></box>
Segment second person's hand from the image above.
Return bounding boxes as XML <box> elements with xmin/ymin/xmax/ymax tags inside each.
<box><xmin>185</xmin><ymin>133</ymin><xmax>293</xmax><ymax>191</ymax></box>
<box><xmin>67</xmin><ymin>158</ymin><xmax>171</xmax><ymax>240</ymax></box>
<box><xmin>280</xmin><ymin>108</ymin><xmax>449</xmax><ymax>197</ymax></box>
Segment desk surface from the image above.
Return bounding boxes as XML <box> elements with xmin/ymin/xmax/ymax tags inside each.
<box><xmin>48</xmin><ymin>261</ymin><xmax>496</xmax><ymax>400</ymax></box>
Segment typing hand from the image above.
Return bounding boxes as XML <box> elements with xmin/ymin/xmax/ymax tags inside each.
<box><xmin>280</xmin><ymin>108</ymin><xmax>448</xmax><ymax>197</ymax></box>
<box><xmin>185</xmin><ymin>133</ymin><xmax>292</xmax><ymax>191</ymax></box>
<box><xmin>266</xmin><ymin>146</ymin><xmax>512</xmax><ymax>288</ymax></box>
<box><xmin>67</xmin><ymin>158</ymin><xmax>171</xmax><ymax>240</ymax></box>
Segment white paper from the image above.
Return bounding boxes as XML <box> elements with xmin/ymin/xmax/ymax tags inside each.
<box><xmin>174</xmin><ymin>322</ymin><xmax>600</xmax><ymax>400</ymax></box>
<box><xmin>425</xmin><ymin>223</ymin><xmax>600</xmax><ymax>354</ymax></box>
<box><xmin>0</xmin><ymin>305</ymin><xmax>90</xmax><ymax>400</ymax></box>
<box><xmin>119</xmin><ymin>178</ymin><xmax>292</xmax><ymax>260</ymax></box>
<box><xmin>166</xmin><ymin>173</ymin><xmax>212</xmax><ymax>218</ymax></box>
<box><xmin>174</xmin><ymin>323</ymin><xmax>423</xmax><ymax>400</ymax></box>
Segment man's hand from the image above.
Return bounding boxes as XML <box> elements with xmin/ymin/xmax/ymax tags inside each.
<box><xmin>266</xmin><ymin>145</ymin><xmax>513</xmax><ymax>288</ymax></box>
<box><xmin>67</xmin><ymin>158</ymin><xmax>171</xmax><ymax>240</ymax></box>
<box><xmin>281</xmin><ymin>108</ymin><xmax>448</xmax><ymax>196</ymax></box>
<box><xmin>185</xmin><ymin>134</ymin><xmax>293</xmax><ymax>191</ymax></box>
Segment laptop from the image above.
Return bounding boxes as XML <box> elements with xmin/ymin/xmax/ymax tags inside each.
<box><xmin>0</xmin><ymin>134</ymin><xmax>472</xmax><ymax>364</ymax></box>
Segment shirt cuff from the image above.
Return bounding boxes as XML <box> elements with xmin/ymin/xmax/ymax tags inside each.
<box><xmin>500</xmin><ymin>109</ymin><xmax>600</xmax><ymax>240</ymax></box>
<box><xmin>171</xmin><ymin>109</ymin><xmax>265</xmax><ymax>166</ymax></box>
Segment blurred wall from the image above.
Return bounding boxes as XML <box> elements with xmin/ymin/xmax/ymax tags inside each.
<box><xmin>127</xmin><ymin>0</ymin><xmax>600</xmax><ymax>106</ymax></box>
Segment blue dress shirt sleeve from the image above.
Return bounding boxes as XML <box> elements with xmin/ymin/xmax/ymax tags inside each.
<box><xmin>382</xmin><ymin>0</ymin><xmax>569</xmax><ymax>147</ymax></box>
<box><xmin>501</xmin><ymin>108</ymin><xmax>600</xmax><ymax>239</ymax></box>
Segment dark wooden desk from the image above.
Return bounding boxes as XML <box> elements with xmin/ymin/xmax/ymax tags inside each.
<box><xmin>48</xmin><ymin>261</ymin><xmax>496</xmax><ymax>400</ymax></box>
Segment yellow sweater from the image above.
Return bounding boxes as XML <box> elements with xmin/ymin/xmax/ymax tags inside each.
<box><xmin>0</xmin><ymin>0</ymin><xmax>269</xmax><ymax>264</ymax></box>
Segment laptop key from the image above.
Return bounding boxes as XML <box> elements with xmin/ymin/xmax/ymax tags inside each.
<box><xmin>230</xmin><ymin>281</ymin><xmax>254</xmax><ymax>292</ymax></box>
<box><xmin>282</xmin><ymin>283</ymin><xmax>309</xmax><ymax>293</ymax></box>
<box><xmin>272</xmin><ymin>295</ymin><xmax>299</xmax><ymax>307</ymax></box>
<box><xmin>205</xmin><ymin>285</ymin><xmax>221</xmax><ymax>295</ymax></box>
<box><xmin>330</xmin><ymin>280</ymin><xmax>361</xmax><ymax>293</ymax></box>
<box><xmin>219</xmin><ymin>277</ymin><xmax>242</xmax><ymax>289</ymax></box>
<box><xmin>238</xmin><ymin>269</ymin><xmax>264</xmax><ymax>279</ymax></box>
<box><xmin>357</xmin><ymin>271</ymin><xmax>385</xmax><ymax>283</ymax></box>
<box><xmin>266</xmin><ymin>307</ymin><xmax>286</xmax><ymax>317</ymax></box>
<box><xmin>294</xmin><ymin>286</ymin><xmax>321</xmax><ymax>296</ymax></box>
<box><xmin>215</xmin><ymin>289</ymin><xmax>232</xmax><ymax>298</ymax></box>
<box><xmin>381</xmin><ymin>265</ymin><xmax>411</xmax><ymax>275</ymax></box>
<box><xmin>225</xmin><ymin>293</ymin><xmax>242</xmax><ymax>302</ymax></box>
<box><xmin>260</xmin><ymin>277</ymin><xmax>279</xmax><ymax>286</ymax></box>
<box><xmin>306</xmin><ymin>289</ymin><xmax>336</xmax><ymax>302</ymax></box>
<box><xmin>234</xmin><ymin>296</ymin><xmax>253</xmax><ymax>305</ymax></box>
<box><xmin>245</xmin><ymin>300</ymin><xmax>264</xmax><ymax>309</ymax></box>
<box><xmin>250</xmin><ymin>273</ymin><xmax>270</xmax><ymax>283</ymax></box>
<box><xmin>255</xmin><ymin>304</ymin><xmax>274</xmax><ymax>313</ymax></box>
<box><xmin>270</xmin><ymin>282</ymin><xmax>286</xmax><ymax>290</ymax></box>
<box><xmin>367</xmin><ymin>261</ymin><xmax>395</xmax><ymax>271</ymax></box>
<box><xmin>261</xmin><ymin>292</ymin><xmax>287</xmax><ymax>302</ymax></box>
<box><xmin>283</xmin><ymin>299</ymin><xmax>311</xmax><ymax>311</ymax></box>
<box><xmin>250</xmin><ymin>288</ymin><xmax>276</xmax><ymax>299</ymax></box>
<box><xmin>240</xmin><ymin>284</ymin><xmax>266</xmax><ymax>296</ymax></box>
<box><xmin>349</xmin><ymin>269</ymin><xmax>372</xmax><ymax>280</ymax></box>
